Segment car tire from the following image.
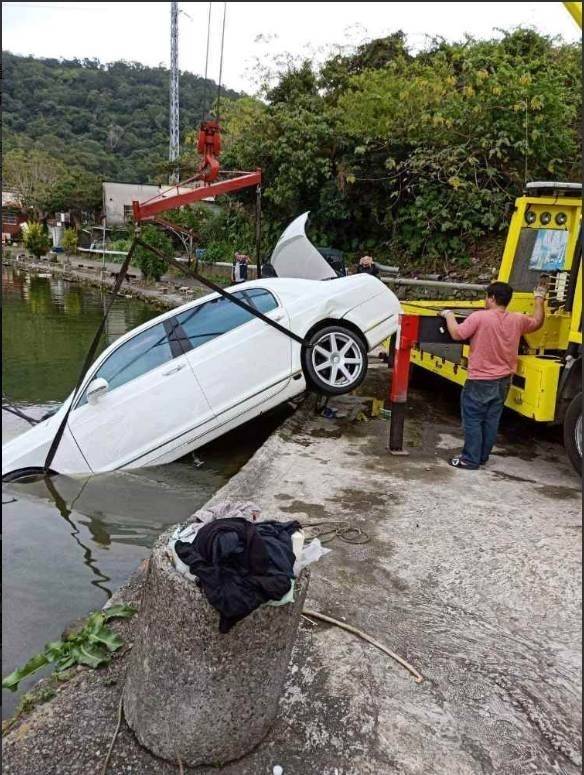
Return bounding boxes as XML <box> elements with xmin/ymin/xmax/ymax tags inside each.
<box><xmin>302</xmin><ymin>324</ymin><xmax>368</xmax><ymax>396</ymax></box>
<box><xmin>563</xmin><ymin>391</ymin><xmax>582</xmax><ymax>476</ymax></box>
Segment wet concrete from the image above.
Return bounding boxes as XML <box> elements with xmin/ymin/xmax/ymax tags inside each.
<box><xmin>2</xmin><ymin>363</ymin><xmax>581</xmax><ymax>774</ymax></box>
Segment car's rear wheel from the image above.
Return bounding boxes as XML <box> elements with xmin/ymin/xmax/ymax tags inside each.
<box><xmin>302</xmin><ymin>325</ymin><xmax>368</xmax><ymax>396</ymax></box>
<box><xmin>563</xmin><ymin>392</ymin><xmax>582</xmax><ymax>476</ymax></box>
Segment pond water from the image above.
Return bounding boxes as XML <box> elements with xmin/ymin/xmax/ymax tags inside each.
<box><xmin>1</xmin><ymin>266</ymin><xmax>288</xmax><ymax>718</ymax></box>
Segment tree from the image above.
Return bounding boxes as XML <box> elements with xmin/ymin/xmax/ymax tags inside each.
<box><xmin>23</xmin><ymin>222</ymin><xmax>51</xmax><ymax>259</ymax></box>
<box><xmin>133</xmin><ymin>224</ymin><xmax>173</xmax><ymax>282</ymax></box>
<box><xmin>3</xmin><ymin>149</ymin><xmax>66</xmax><ymax>216</ymax></box>
<box><xmin>61</xmin><ymin>228</ymin><xmax>78</xmax><ymax>256</ymax></box>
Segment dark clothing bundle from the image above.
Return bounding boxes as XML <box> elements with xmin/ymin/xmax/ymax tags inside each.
<box><xmin>175</xmin><ymin>517</ymin><xmax>301</xmax><ymax>633</ymax></box>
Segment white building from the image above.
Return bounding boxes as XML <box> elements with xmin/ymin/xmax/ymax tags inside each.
<box><xmin>103</xmin><ymin>182</ymin><xmax>214</xmax><ymax>226</ymax></box>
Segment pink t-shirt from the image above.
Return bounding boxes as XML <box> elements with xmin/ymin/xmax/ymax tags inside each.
<box><xmin>456</xmin><ymin>309</ymin><xmax>540</xmax><ymax>380</ymax></box>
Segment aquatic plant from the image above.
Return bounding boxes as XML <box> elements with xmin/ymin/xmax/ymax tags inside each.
<box><xmin>2</xmin><ymin>604</ymin><xmax>137</xmax><ymax>692</ymax></box>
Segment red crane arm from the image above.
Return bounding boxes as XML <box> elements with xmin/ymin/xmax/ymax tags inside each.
<box><xmin>132</xmin><ymin>170</ymin><xmax>262</xmax><ymax>222</ymax></box>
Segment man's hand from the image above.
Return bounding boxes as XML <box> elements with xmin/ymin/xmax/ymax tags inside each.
<box><xmin>534</xmin><ymin>275</ymin><xmax>549</xmax><ymax>299</ymax></box>
<box><xmin>439</xmin><ymin>309</ymin><xmax>462</xmax><ymax>340</ymax></box>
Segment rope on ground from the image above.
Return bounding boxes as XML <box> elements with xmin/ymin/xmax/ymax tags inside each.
<box><xmin>302</xmin><ymin>520</ymin><xmax>370</xmax><ymax>545</ymax></box>
<box><xmin>302</xmin><ymin>608</ymin><xmax>424</xmax><ymax>684</ymax></box>
<box><xmin>101</xmin><ymin>694</ymin><xmax>124</xmax><ymax>775</ymax></box>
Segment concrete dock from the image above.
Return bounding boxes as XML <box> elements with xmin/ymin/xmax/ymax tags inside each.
<box><xmin>2</xmin><ymin>362</ymin><xmax>581</xmax><ymax>774</ymax></box>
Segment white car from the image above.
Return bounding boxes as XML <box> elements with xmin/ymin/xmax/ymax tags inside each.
<box><xmin>3</xmin><ymin>215</ymin><xmax>400</xmax><ymax>478</ymax></box>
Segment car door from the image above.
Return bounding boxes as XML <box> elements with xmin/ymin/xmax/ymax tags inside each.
<box><xmin>67</xmin><ymin>320</ymin><xmax>215</xmax><ymax>472</ymax></box>
<box><xmin>174</xmin><ymin>287</ymin><xmax>292</xmax><ymax>425</ymax></box>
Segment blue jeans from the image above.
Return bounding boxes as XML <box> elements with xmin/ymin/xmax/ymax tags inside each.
<box><xmin>460</xmin><ymin>377</ymin><xmax>511</xmax><ymax>468</ymax></box>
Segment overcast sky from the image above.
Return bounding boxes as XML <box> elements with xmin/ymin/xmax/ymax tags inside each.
<box><xmin>2</xmin><ymin>2</ymin><xmax>580</xmax><ymax>94</ymax></box>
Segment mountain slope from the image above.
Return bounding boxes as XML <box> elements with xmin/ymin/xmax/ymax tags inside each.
<box><xmin>2</xmin><ymin>52</ymin><xmax>240</xmax><ymax>183</ymax></box>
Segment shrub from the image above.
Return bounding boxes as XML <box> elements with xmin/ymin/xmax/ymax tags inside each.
<box><xmin>60</xmin><ymin>228</ymin><xmax>78</xmax><ymax>256</ymax></box>
<box><xmin>23</xmin><ymin>222</ymin><xmax>50</xmax><ymax>259</ymax></box>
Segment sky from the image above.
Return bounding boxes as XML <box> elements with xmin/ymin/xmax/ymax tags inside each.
<box><xmin>2</xmin><ymin>2</ymin><xmax>581</xmax><ymax>94</ymax></box>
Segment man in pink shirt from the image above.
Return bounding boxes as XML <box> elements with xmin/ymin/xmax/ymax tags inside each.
<box><xmin>440</xmin><ymin>281</ymin><xmax>546</xmax><ymax>470</ymax></box>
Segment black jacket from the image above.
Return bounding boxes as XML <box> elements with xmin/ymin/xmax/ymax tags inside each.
<box><xmin>175</xmin><ymin>518</ymin><xmax>301</xmax><ymax>633</ymax></box>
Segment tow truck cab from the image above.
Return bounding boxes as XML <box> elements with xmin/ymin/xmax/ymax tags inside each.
<box><xmin>402</xmin><ymin>181</ymin><xmax>582</xmax><ymax>473</ymax></box>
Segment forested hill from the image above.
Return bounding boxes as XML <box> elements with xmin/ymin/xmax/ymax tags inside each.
<box><xmin>2</xmin><ymin>52</ymin><xmax>240</xmax><ymax>183</ymax></box>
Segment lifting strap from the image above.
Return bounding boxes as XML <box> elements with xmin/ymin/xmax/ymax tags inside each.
<box><xmin>42</xmin><ymin>234</ymin><xmax>308</xmax><ymax>473</ymax></box>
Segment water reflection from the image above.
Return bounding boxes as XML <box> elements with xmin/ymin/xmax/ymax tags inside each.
<box><xmin>2</xmin><ymin>266</ymin><xmax>155</xmax><ymax>404</ymax></box>
<box><xmin>44</xmin><ymin>476</ymin><xmax>113</xmax><ymax>598</ymax></box>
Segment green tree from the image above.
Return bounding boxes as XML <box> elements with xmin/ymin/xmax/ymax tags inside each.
<box><xmin>3</xmin><ymin>149</ymin><xmax>66</xmax><ymax>216</ymax></box>
<box><xmin>61</xmin><ymin>228</ymin><xmax>78</xmax><ymax>256</ymax></box>
<box><xmin>133</xmin><ymin>224</ymin><xmax>173</xmax><ymax>282</ymax></box>
<box><xmin>23</xmin><ymin>222</ymin><xmax>51</xmax><ymax>259</ymax></box>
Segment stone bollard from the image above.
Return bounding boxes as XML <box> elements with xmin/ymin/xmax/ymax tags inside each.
<box><xmin>123</xmin><ymin>531</ymin><xmax>309</xmax><ymax>767</ymax></box>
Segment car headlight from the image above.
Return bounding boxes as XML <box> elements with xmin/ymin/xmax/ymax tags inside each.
<box><xmin>540</xmin><ymin>211</ymin><xmax>552</xmax><ymax>225</ymax></box>
<box><xmin>525</xmin><ymin>210</ymin><xmax>536</xmax><ymax>225</ymax></box>
<box><xmin>555</xmin><ymin>212</ymin><xmax>567</xmax><ymax>225</ymax></box>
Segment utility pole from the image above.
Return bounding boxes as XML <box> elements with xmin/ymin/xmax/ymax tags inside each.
<box><xmin>169</xmin><ymin>1</ymin><xmax>180</xmax><ymax>185</ymax></box>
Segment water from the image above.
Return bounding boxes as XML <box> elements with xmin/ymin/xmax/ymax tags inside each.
<box><xmin>2</xmin><ymin>266</ymin><xmax>288</xmax><ymax>718</ymax></box>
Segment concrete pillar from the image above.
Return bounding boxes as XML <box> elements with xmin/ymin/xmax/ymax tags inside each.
<box><xmin>123</xmin><ymin>531</ymin><xmax>308</xmax><ymax>767</ymax></box>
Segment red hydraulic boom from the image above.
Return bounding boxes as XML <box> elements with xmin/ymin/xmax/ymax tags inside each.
<box><xmin>132</xmin><ymin>120</ymin><xmax>261</xmax><ymax>223</ymax></box>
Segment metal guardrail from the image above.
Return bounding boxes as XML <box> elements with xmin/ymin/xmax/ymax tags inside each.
<box><xmin>381</xmin><ymin>277</ymin><xmax>488</xmax><ymax>291</ymax></box>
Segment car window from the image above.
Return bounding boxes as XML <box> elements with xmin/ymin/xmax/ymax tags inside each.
<box><xmin>176</xmin><ymin>288</ymin><xmax>278</xmax><ymax>349</ymax></box>
<box><xmin>78</xmin><ymin>323</ymin><xmax>173</xmax><ymax>405</ymax></box>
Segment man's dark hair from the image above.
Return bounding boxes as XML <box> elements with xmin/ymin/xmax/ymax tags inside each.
<box><xmin>486</xmin><ymin>281</ymin><xmax>513</xmax><ymax>307</ymax></box>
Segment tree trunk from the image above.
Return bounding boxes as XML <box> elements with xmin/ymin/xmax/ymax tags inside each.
<box><xmin>123</xmin><ymin>532</ymin><xmax>309</xmax><ymax>767</ymax></box>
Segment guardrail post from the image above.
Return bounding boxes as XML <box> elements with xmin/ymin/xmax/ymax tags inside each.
<box><xmin>388</xmin><ymin>314</ymin><xmax>420</xmax><ymax>454</ymax></box>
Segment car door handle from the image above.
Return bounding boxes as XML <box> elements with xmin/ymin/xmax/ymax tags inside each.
<box><xmin>162</xmin><ymin>363</ymin><xmax>186</xmax><ymax>376</ymax></box>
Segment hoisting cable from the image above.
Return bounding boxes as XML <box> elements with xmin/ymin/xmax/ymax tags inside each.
<box><xmin>202</xmin><ymin>1</ymin><xmax>212</xmax><ymax>120</ymax></box>
<box><xmin>42</xmin><ymin>240</ymin><xmax>138</xmax><ymax>474</ymax></box>
<box><xmin>215</xmin><ymin>1</ymin><xmax>227</xmax><ymax>119</ymax></box>
<box><xmin>2</xmin><ymin>396</ymin><xmax>40</xmax><ymax>425</ymax></box>
<box><xmin>134</xmin><ymin>236</ymin><xmax>308</xmax><ymax>346</ymax></box>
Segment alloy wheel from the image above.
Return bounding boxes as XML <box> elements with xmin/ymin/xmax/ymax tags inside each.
<box><xmin>310</xmin><ymin>331</ymin><xmax>364</xmax><ymax>389</ymax></box>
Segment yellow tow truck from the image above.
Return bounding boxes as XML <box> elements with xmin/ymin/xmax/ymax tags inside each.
<box><xmin>402</xmin><ymin>181</ymin><xmax>582</xmax><ymax>473</ymax></box>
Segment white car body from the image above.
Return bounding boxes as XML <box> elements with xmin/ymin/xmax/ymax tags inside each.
<box><xmin>3</xmin><ymin>217</ymin><xmax>401</xmax><ymax>477</ymax></box>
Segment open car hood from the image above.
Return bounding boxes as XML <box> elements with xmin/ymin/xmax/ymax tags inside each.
<box><xmin>270</xmin><ymin>212</ymin><xmax>337</xmax><ymax>281</ymax></box>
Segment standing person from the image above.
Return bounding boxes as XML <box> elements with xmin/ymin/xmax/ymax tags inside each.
<box><xmin>356</xmin><ymin>255</ymin><xmax>380</xmax><ymax>277</ymax></box>
<box><xmin>232</xmin><ymin>252</ymin><xmax>249</xmax><ymax>284</ymax></box>
<box><xmin>440</xmin><ymin>280</ymin><xmax>546</xmax><ymax>470</ymax></box>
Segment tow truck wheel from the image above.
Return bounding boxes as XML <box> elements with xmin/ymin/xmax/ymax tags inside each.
<box><xmin>563</xmin><ymin>392</ymin><xmax>582</xmax><ymax>476</ymax></box>
<box><xmin>303</xmin><ymin>325</ymin><xmax>368</xmax><ymax>396</ymax></box>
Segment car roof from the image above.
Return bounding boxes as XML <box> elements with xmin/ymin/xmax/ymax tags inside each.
<box><xmin>91</xmin><ymin>275</ymin><xmax>368</xmax><ymax>368</ymax></box>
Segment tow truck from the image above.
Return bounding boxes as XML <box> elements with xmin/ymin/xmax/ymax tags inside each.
<box><xmin>396</xmin><ymin>181</ymin><xmax>582</xmax><ymax>473</ymax></box>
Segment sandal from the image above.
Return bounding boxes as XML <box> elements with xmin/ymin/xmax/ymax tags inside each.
<box><xmin>449</xmin><ymin>456</ymin><xmax>478</xmax><ymax>470</ymax></box>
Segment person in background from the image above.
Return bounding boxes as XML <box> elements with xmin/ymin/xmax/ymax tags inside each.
<box><xmin>440</xmin><ymin>279</ymin><xmax>546</xmax><ymax>470</ymax></box>
<box><xmin>356</xmin><ymin>255</ymin><xmax>380</xmax><ymax>277</ymax></box>
<box><xmin>232</xmin><ymin>252</ymin><xmax>250</xmax><ymax>284</ymax></box>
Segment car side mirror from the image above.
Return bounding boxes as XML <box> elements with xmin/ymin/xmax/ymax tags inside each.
<box><xmin>86</xmin><ymin>377</ymin><xmax>109</xmax><ymax>405</ymax></box>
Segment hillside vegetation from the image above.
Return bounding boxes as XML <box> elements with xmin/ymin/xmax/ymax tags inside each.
<box><xmin>218</xmin><ymin>29</ymin><xmax>581</xmax><ymax>269</ymax></box>
<box><xmin>2</xmin><ymin>30</ymin><xmax>581</xmax><ymax>271</ymax></box>
<box><xmin>2</xmin><ymin>52</ymin><xmax>238</xmax><ymax>215</ymax></box>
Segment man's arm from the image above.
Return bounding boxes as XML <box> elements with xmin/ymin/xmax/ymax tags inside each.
<box><xmin>526</xmin><ymin>285</ymin><xmax>546</xmax><ymax>332</ymax></box>
<box><xmin>440</xmin><ymin>310</ymin><xmax>464</xmax><ymax>340</ymax></box>
<box><xmin>439</xmin><ymin>309</ymin><xmax>480</xmax><ymax>341</ymax></box>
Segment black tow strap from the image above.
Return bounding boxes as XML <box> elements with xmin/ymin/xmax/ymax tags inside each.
<box><xmin>43</xmin><ymin>235</ymin><xmax>308</xmax><ymax>473</ymax></box>
<box><xmin>43</xmin><ymin>241</ymin><xmax>138</xmax><ymax>473</ymax></box>
<box><xmin>135</xmin><ymin>238</ymin><xmax>307</xmax><ymax>346</ymax></box>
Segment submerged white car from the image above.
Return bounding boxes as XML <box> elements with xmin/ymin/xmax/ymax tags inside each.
<box><xmin>3</xmin><ymin>214</ymin><xmax>400</xmax><ymax>477</ymax></box>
